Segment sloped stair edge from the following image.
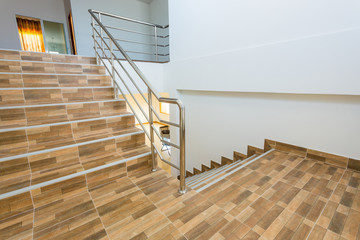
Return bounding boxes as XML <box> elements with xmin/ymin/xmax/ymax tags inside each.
<box><xmin>0</xmin><ymin>151</ymin><xmax>151</xmax><ymax>200</ymax></box>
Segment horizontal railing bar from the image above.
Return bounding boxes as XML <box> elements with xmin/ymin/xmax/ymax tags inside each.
<box><xmin>162</xmin><ymin>139</ymin><xmax>180</xmax><ymax>149</ymax></box>
<box><xmin>89</xmin><ymin>11</ymin><xmax>162</xmax><ymax>100</ymax></box>
<box><xmin>160</xmin><ymin>120</ymin><xmax>180</xmax><ymax>128</ymax></box>
<box><xmin>92</xmin><ymin>27</ymin><xmax>149</xmax><ymax>105</ymax></box>
<box><xmin>153</xmin><ymin>146</ymin><xmax>180</xmax><ymax>170</ymax></box>
<box><xmin>93</xmin><ymin>49</ymin><xmax>152</xmax><ymax>141</ymax></box>
<box><xmin>97</xmin><ymin>35</ymin><xmax>169</xmax><ymax>47</ymax></box>
<box><xmin>91</xmin><ymin>9</ymin><xmax>168</xmax><ymax>29</ymax></box>
<box><xmin>99</xmin><ymin>47</ymin><xmax>170</xmax><ymax>56</ymax></box>
<box><xmin>95</xmin><ymin>24</ymin><xmax>169</xmax><ymax>38</ymax></box>
<box><xmin>93</xmin><ymin>41</ymin><xmax>151</xmax><ymax>136</ymax></box>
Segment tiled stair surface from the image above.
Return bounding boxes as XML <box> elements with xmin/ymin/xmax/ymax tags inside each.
<box><xmin>186</xmin><ymin>153</ymin><xmax>263</xmax><ymax>192</ymax></box>
<box><xmin>0</xmin><ymin>50</ymin><xmax>151</xmax><ymax>197</ymax></box>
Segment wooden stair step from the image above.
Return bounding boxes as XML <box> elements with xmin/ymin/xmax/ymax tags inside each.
<box><xmin>0</xmin><ymin>49</ymin><xmax>97</xmax><ymax>65</ymax></box>
<box><xmin>0</xmin><ymin>59</ymin><xmax>105</xmax><ymax>75</ymax></box>
<box><xmin>0</xmin><ymin>73</ymin><xmax>111</xmax><ymax>88</ymax></box>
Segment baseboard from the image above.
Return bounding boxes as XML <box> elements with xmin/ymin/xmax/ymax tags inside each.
<box><xmin>265</xmin><ymin>139</ymin><xmax>360</xmax><ymax>171</ymax></box>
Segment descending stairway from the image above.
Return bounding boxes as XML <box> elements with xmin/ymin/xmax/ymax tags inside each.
<box><xmin>0</xmin><ymin>49</ymin><xmax>151</xmax><ymax>197</ymax></box>
<box><xmin>186</xmin><ymin>152</ymin><xmax>272</xmax><ymax>192</ymax></box>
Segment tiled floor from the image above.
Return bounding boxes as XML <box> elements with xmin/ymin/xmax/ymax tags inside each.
<box><xmin>1</xmin><ymin>149</ymin><xmax>359</xmax><ymax>240</ymax></box>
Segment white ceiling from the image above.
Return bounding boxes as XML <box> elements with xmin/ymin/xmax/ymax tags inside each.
<box><xmin>136</xmin><ymin>0</ymin><xmax>154</xmax><ymax>4</ymax></box>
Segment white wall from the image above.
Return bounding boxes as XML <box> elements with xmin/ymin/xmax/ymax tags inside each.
<box><xmin>165</xmin><ymin>0</ymin><xmax>360</xmax><ymax>172</ymax></box>
<box><xmin>0</xmin><ymin>0</ymin><xmax>71</xmax><ymax>53</ymax></box>
<box><xmin>182</xmin><ymin>91</ymin><xmax>360</xmax><ymax>171</ymax></box>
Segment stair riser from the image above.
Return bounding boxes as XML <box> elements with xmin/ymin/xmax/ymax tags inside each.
<box><xmin>0</xmin><ymin>101</ymin><xmax>126</xmax><ymax>129</ymax></box>
<box><xmin>0</xmin><ymin>116</ymin><xmax>138</xmax><ymax>158</ymax></box>
<box><xmin>0</xmin><ymin>49</ymin><xmax>96</xmax><ymax>64</ymax></box>
<box><xmin>0</xmin><ymin>74</ymin><xmax>111</xmax><ymax>88</ymax></box>
<box><xmin>0</xmin><ymin>133</ymin><xmax>149</xmax><ymax>195</ymax></box>
<box><xmin>0</xmin><ymin>88</ymin><xmax>114</xmax><ymax>106</ymax></box>
<box><xmin>0</xmin><ymin>60</ymin><xmax>105</xmax><ymax>75</ymax></box>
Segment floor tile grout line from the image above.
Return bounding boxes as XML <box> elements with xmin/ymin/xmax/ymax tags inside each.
<box><xmin>304</xmin><ymin>169</ymin><xmax>347</xmax><ymax>240</ymax></box>
<box><xmin>21</xmin><ymin>83</ymin><xmax>35</xmax><ymax>240</ymax></box>
<box><xmin>128</xmin><ymin>173</ymin><xmax>189</xmax><ymax>240</ymax></box>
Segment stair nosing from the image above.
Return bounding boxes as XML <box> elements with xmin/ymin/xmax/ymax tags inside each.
<box><xmin>0</xmin><ymin>112</ymin><xmax>134</xmax><ymax>133</ymax></box>
<box><xmin>0</xmin><ymin>151</ymin><xmax>151</xmax><ymax>200</ymax></box>
<box><xmin>0</xmin><ymin>99</ymin><xmax>123</xmax><ymax>109</ymax></box>
<box><xmin>0</xmin><ymin>48</ymin><xmax>96</xmax><ymax>59</ymax></box>
<box><xmin>0</xmin><ymin>72</ymin><xmax>109</xmax><ymax>76</ymax></box>
<box><xmin>1</xmin><ymin>87</ymin><xmax>113</xmax><ymax>90</ymax></box>
<box><xmin>0</xmin><ymin>58</ymin><xmax>99</xmax><ymax>67</ymax></box>
<box><xmin>0</xmin><ymin>129</ymin><xmax>144</xmax><ymax>162</ymax></box>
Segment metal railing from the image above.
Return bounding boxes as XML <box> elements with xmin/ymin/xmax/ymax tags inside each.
<box><xmin>91</xmin><ymin>10</ymin><xmax>169</xmax><ymax>62</ymax></box>
<box><xmin>89</xmin><ymin>9</ymin><xmax>186</xmax><ymax>193</ymax></box>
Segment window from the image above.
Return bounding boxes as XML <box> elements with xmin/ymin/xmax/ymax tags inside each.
<box><xmin>16</xmin><ymin>16</ymin><xmax>45</xmax><ymax>52</ymax></box>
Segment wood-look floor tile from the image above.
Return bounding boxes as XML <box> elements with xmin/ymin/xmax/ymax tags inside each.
<box><xmin>0</xmin><ymin>89</ymin><xmax>24</xmax><ymax>105</ymax></box>
<box><xmin>0</xmin><ymin>74</ymin><xmax>23</xmax><ymax>88</ymax></box>
<box><xmin>58</xmin><ymin>75</ymin><xmax>87</xmax><ymax>87</ymax></box>
<box><xmin>23</xmin><ymin>89</ymin><xmax>63</xmax><ymax>104</ymax></box>
<box><xmin>21</xmin><ymin>62</ymin><xmax>55</xmax><ymax>73</ymax></box>
<box><xmin>72</xmin><ymin>119</ymin><xmax>111</xmax><ymax>143</ymax></box>
<box><xmin>87</xmin><ymin>75</ymin><xmax>112</xmax><ymax>86</ymax></box>
<box><xmin>82</xmin><ymin>65</ymin><xmax>106</xmax><ymax>75</ymax></box>
<box><xmin>25</xmin><ymin>105</ymin><xmax>68</xmax><ymax>125</ymax></box>
<box><xmin>0</xmin><ymin>130</ymin><xmax>28</xmax><ymax>157</ymax></box>
<box><xmin>29</xmin><ymin>147</ymin><xmax>83</xmax><ymax>184</ymax></box>
<box><xmin>26</xmin><ymin>124</ymin><xmax>75</xmax><ymax>152</ymax></box>
<box><xmin>66</xmin><ymin>102</ymin><xmax>101</xmax><ymax>120</ymax></box>
<box><xmin>78</xmin><ymin>139</ymin><xmax>117</xmax><ymax>170</ymax></box>
<box><xmin>0</xmin><ymin>50</ymin><xmax>20</xmax><ymax>60</ymax></box>
<box><xmin>0</xmin><ymin>192</ymin><xmax>33</xmax><ymax>240</ymax></box>
<box><xmin>0</xmin><ymin>60</ymin><xmax>21</xmax><ymax>72</ymax></box>
<box><xmin>99</xmin><ymin>101</ymin><xmax>126</xmax><ymax>116</ymax></box>
<box><xmin>22</xmin><ymin>74</ymin><xmax>59</xmax><ymax>87</ymax></box>
<box><xmin>32</xmin><ymin>176</ymin><xmax>107</xmax><ymax>240</ymax></box>
<box><xmin>0</xmin><ymin>157</ymin><xmax>30</xmax><ymax>194</ymax></box>
<box><xmin>0</xmin><ymin>108</ymin><xmax>26</xmax><ymax>129</ymax></box>
<box><xmin>62</xmin><ymin>88</ymin><xmax>93</xmax><ymax>102</ymax></box>
<box><xmin>20</xmin><ymin>51</ymin><xmax>52</xmax><ymax>62</ymax></box>
<box><xmin>54</xmin><ymin>63</ymin><xmax>83</xmax><ymax>74</ymax></box>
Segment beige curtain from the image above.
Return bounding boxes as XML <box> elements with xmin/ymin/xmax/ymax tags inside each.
<box><xmin>17</xmin><ymin>17</ymin><xmax>45</xmax><ymax>52</ymax></box>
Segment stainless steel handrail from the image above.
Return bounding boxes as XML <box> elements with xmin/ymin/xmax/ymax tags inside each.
<box><xmin>92</xmin><ymin>10</ymin><xmax>168</xmax><ymax>29</ymax></box>
<box><xmin>89</xmin><ymin>9</ymin><xmax>186</xmax><ymax>194</ymax></box>
<box><xmin>95</xmin><ymin>24</ymin><xmax>169</xmax><ymax>38</ymax></box>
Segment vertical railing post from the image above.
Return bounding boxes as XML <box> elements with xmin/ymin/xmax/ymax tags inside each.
<box><xmin>148</xmin><ymin>89</ymin><xmax>157</xmax><ymax>171</ymax></box>
<box><xmin>179</xmin><ymin>106</ymin><xmax>186</xmax><ymax>194</ymax></box>
<box><xmin>154</xmin><ymin>26</ymin><xmax>158</xmax><ymax>62</ymax></box>
<box><xmin>99</xmin><ymin>13</ymin><xmax>105</xmax><ymax>58</ymax></box>
<box><xmin>109</xmin><ymin>40</ymin><xmax>117</xmax><ymax>98</ymax></box>
<box><xmin>91</xmin><ymin>17</ymin><xmax>99</xmax><ymax>65</ymax></box>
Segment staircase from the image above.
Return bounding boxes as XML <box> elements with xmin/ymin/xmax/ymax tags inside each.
<box><xmin>0</xmin><ymin>49</ymin><xmax>153</xmax><ymax>195</ymax></box>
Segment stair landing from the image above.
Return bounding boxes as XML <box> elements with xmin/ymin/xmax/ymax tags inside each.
<box><xmin>1</xmin><ymin>149</ymin><xmax>359</xmax><ymax>240</ymax></box>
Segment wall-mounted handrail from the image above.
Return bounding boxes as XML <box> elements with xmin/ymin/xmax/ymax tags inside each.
<box><xmin>89</xmin><ymin>9</ymin><xmax>186</xmax><ymax>194</ymax></box>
